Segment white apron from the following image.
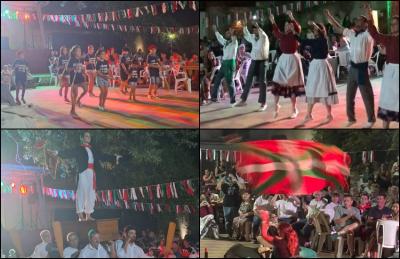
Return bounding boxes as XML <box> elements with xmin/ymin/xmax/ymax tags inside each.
<box><xmin>273</xmin><ymin>53</ymin><xmax>305</xmax><ymax>87</ymax></box>
<box><xmin>379</xmin><ymin>63</ymin><xmax>399</xmax><ymax>112</ymax></box>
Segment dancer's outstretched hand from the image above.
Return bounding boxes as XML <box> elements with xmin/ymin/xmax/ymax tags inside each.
<box><xmin>364</xmin><ymin>4</ymin><xmax>373</xmax><ymax>21</ymax></box>
<box><xmin>268</xmin><ymin>13</ymin><xmax>275</xmax><ymax>24</ymax></box>
<box><xmin>324</xmin><ymin>9</ymin><xmax>331</xmax><ymax>17</ymax></box>
<box><xmin>286</xmin><ymin>10</ymin><xmax>294</xmax><ymax>20</ymax></box>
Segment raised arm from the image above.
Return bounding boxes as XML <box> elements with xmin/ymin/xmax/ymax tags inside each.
<box><xmin>212</xmin><ymin>25</ymin><xmax>227</xmax><ymax>46</ymax></box>
<box><xmin>324</xmin><ymin>9</ymin><xmax>344</xmax><ymax>34</ymax></box>
<box><xmin>287</xmin><ymin>11</ymin><xmax>301</xmax><ymax>34</ymax></box>
<box><xmin>269</xmin><ymin>13</ymin><xmax>283</xmax><ymax>39</ymax></box>
<box><xmin>243</xmin><ymin>24</ymin><xmax>254</xmax><ymax>44</ymax></box>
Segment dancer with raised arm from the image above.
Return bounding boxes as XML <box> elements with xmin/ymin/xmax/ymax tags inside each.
<box><xmin>299</xmin><ymin>21</ymin><xmax>338</xmax><ymax>126</ymax></box>
<box><xmin>210</xmin><ymin>24</ymin><xmax>238</xmax><ymax>106</ymax></box>
<box><xmin>325</xmin><ymin>8</ymin><xmax>375</xmax><ymax>128</ymax></box>
<box><xmin>269</xmin><ymin>11</ymin><xmax>305</xmax><ymax>119</ymax></box>
<box><xmin>233</xmin><ymin>20</ymin><xmax>270</xmax><ymax>112</ymax></box>
<box><xmin>365</xmin><ymin>5</ymin><xmax>399</xmax><ymax>128</ymax></box>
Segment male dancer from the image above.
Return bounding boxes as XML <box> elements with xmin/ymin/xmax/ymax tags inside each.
<box><xmin>50</xmin><ymin>132</ymin><xmax>121</xmax><ymax>221</ymax></box>
<box><xmin>325</xmin><ymin>8</ymin><xmax>375</xmax><ymax>128</ymax></box>
<box><xmin>211</xmin><ymin>24</ymin><xmax>238</xmax><ymax>106</ymax></box>
<box><xmin>233</xmin><ymin>21</ymin><xmax>270</xmax><ymax>112</ymax></box>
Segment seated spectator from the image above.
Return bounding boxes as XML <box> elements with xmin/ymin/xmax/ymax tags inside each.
<box><xmin>271</xmin><ymin>194</ymin><xmax>300</xmax><ymax>224</ymax></box>
<box><xmin>391</xmin><ymin>202</ymin><xmax>399</xmax><ymax>221</ymax></box>
<box><xmin>79</xmin><ymin>229</ymin><xmax>115</xmax><ymax>258</ymax></box>
<box><xmin>331</xmin><ymin>194</ymin><xmax>361</xmax><ymax>258</ymax></box>
<box><xmin>63</xmin><ymin>232</ymin><xmax>79</xmax><ymax>258</ymax></box>
<box><xmin>321</xmin><ymin>192</ymin><xmax>341</xmax><ymax>223</ymax></box>
<box><xmin>202</xmin><ymin>170</ymin><xmax>216</xmax><ymax>186</ymax></box>
<box><xmin>200</xmin><ymin>194</ymin><xmax>219</xmax><ymax>239</ymax></box>
<box><xmin>117</xmin><ymin>226</ymin><xmax>147</xmax><ymax>258</ymax></box>
<box><xmin>386</xmin><ymin>185</ymin><xmax>399</xmax><ymax>208</ymax></box>
<box><xmin>232</xmin><ymin>192</ymin><xmax>253</xmax><ymax>241</ymax></box>
<box><xmin>358</xmin><ymin>192</ymin><xmax>372</xmax><ymax>217</ymax></box>
<box><xmin>30</xmin><ymin>229</ymin><xmax>51</xmax><ymax>258</ymax></box>
<box><xmin>252</xmin><ymin>194</ymin><xmax>277</xmax><ymax>243</ymax></box>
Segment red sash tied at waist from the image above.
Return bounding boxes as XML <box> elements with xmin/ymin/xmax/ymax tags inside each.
<box><xmin>87</xmin><ymin>163</ymin><xmax>96</xmax><ymax>190</ymax></box>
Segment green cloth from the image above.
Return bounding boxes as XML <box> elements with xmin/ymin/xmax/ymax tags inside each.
<box><xmin>300</xmin><ymin>246</ymin><xmax>317</xmax><ymax>258</ymax></box>
<box><xmin>221</xmin><ymin>59</ymin><xmax>236</xmax><ymax>84</ymax></box>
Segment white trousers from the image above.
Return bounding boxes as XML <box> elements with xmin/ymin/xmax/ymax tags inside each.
<box><xmin>76</xmin><ymin>169</ymin><xmax>96</xmax><ymax>214</ymax></box>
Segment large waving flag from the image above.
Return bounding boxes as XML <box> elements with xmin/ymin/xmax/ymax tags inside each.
<box><xmin>234</xmin><ymin>140</ymin><xmax>351</xmax><ymax>195</ymax></box>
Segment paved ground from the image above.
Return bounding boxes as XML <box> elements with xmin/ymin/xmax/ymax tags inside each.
<box><xmin>200</xmin><ymin>77</ymin><xmax>399</xmax><ymax>129</ymax></box>
<box><xmin>2</xmin><ymin>86</ymin><xmax>199</xmax><ymax>128</ymax></box>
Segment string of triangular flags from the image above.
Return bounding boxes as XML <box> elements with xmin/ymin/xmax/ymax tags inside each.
<box><xmin>42</xmin><ymin>15</ymin><xmax>199</xmax><ymax>34</ymax></box>
<box><xmin>43</xmin><ymin>178</ymin><xmax>197</xmax><ymax>201</ymax></box>
<box><xmin>200</xmin><ymin>148</ymin><xmax>240</xmax><ymax>162</ymax></box>
<box><xmin>203</xmin><ymin>1</ymin><xmax>331</xmax><ymax>27</ymax></box>
<box><xmin>42</xmin><ymin>1</ymin><xmax>197</xmax><ymax>24</ymax></box>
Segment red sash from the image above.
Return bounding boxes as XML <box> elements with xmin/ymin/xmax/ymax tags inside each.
<box><xmin>88</xmin><ymin>163</ymin><xmax>96</xmax><ymax>190</ymax></box>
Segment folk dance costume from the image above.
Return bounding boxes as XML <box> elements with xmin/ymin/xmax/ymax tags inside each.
<box><xmin>368</xmin><ymin>20</ymin><xmax>399</xmax><ymax>124</ymax></box>
<box><xmin>236</xmin><ymin>44</ymin><xmax>252</xmax><ymax>86</ymax></box>
<box><xmin>235</xmin><ymin>25</ymin><xmax>270</xmax><ymax>110</ymax></box>
<box><xmin>211</xmin><ymin>30</ymin><xmax>238</xmax><ymax>104</ymax></box>
<box><xmin>271</xmin><ymin>21</ymin><xmax>305</xmax><ymax>99</ymax></box>
<box><xmin>56</xmin><ymin>144</ymin><xmax>118</xmax><ymax>218</ymax></box>
<box><xmin>342</xmin><ymin>28</ymin><xmax>375</xmax><ymax>126</ymax></box>
<box><xmin>301</xmin><ymin>37</ymin><xmax>338</xmax><ymax>105</ymax></box>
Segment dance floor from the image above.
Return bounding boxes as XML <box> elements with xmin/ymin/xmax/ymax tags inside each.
<box><xmin>200</xmin><ymin>239</ymin><xmax>335</xmax><ymax>258</ymax></box>
<box><xmin>1</xmin><ymin>86</ymin><xmax>199</xmax><ymax>128</ymax></box>
<box><xmin>200</xmin><ymin>77</ymin><xmax>399</xmax><ymax>129</ymax></box>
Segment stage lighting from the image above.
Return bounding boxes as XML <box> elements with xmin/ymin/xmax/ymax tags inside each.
<box><xmin>168</xmin><ymin>33</ymin><xmax>177</xmax><ymax>40</ymax></box>
<box><xmin>20</xmin><ymin>184</ymin><xmax>28</xmax><ymax>195</ymax></box>
<box><xmin>252</xmin><ymin>15</ymin><xmax>257</xmax><ymax>20</ymax></box>
<box><xmin>1</xmin><ymin>181</ymin><xmax>3</xmax><ymax>187</ymax></box>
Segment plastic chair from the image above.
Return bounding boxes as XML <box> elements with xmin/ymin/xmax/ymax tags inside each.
<box><xmin>369</xmin><ymin>51</ymin><xmax>381</xmax><ymax>76</ymax></box>
<box><xmin>376</xmin><ymin>219</ymin><xmax>399</xmax><ymax>258</ymax></box>
<box><xmin>172</xmin><ymin>68</ymin><xmax>191</xmax><ymax>93</ymax></box>
<box><xmin>336</xmin><ymin>51</ymin><xmax>349</xmax><ymax>79</ymax></box>
<box><xmin>311</xmin><ymin>212</ymin><xmax>329</xmax><ymax>253</ymax></box>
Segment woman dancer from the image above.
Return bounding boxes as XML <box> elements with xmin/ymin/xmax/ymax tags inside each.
<box><xmin>120</xmin><ymin>47</ymin><xmax>131</xmax><ymax>95</ymax></box>
<box><xmin>366</xmin><ymin>6</ymin><xmax>399</xmax><ymax>128</ymax></box>
<box><xmin>84</xmin><ymin>45</ymin><xmax>97</xmax><ymax>97</ymax></box>
<box><xmin>300</xmin><ymin>22</ymin><xmax>338</xmax><ymax>125</ymax></box>
<box><xmin>58</xmin><ymin>46</ymin><xmax>70</xmax><ymax>102</ymax></box>
<box><xmin>146</xmin><ymin>44</ymin><xmax>161</xmax><ymax>99</ymax></box>
<box><xmin>67</xmin><ymin>45</ymin><xmax>87</xmax><ymax>118</ymax></box>
<box><xmin>12</xmin><ymin>50</ymin><xmax>30</xmax><ymax>105</ymax></box>
<box><xmin>269</xmin><ymin>11</ymin><xmax>305</xmax><ymax>119</ymax></box>
<box><xmin>95</xmin><ymin>49</ymin><xmax>110</xmax><ymax>111</ymax></box>
<box><xmin>127</xmin><ymin>59</ymin><xmax>140</xmax><ymax>102</ymax></box>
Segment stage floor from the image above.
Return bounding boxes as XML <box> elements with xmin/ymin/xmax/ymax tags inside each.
<box><xmin>200</xmin><ymin>77</ymin><xmax>399</xmax><ymax>129</ymax></box>
<box><xmin>200</xmin><ymin>239</ymin><xmax>336</xmax><ymax>258</ymax></box>
<box><xmin>2</xmin><ymin>86</ymin><xmax>199</xmax><ymax>128</ymax></box>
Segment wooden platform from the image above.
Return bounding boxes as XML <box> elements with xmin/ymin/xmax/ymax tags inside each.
<box><xmin>200</xmin><ymin>239</ymin><xmax>337</xmax><ymax>258</ymax></box>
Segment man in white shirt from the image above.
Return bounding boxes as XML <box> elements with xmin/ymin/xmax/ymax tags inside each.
<box><xmin>210</xmin><ymin>24</ymin><xmax>238</xmax><ymax>105</ymax></box>
<box><xmin>325</xmin><ymin>9</ymin><xmax>375</xmax><ymax>128</ymax></box>
<box><xmin>63</xmin><ymin>232</ymin><xmax>79</xmax><ymax>258</ymax></box>
<box><xmin>79</xmin><ymin>229</ymin><xmax>114</xmax><ymax>258</ymax></box>
<box><xmin>272</xmin><ymin>194</ymin><xmax>299</xmax><ymax>223</ymax></box>
<box><xmin>321</xmin><ymin>192</ymin><xmax>341</xmax><ymax>223</ymax></box>
<box><xmin>117</xmin><ymin>226</ymin><xmax>149</xmax><ymax>258</ymax></box>
<box><xmin>234</xmin><ymin>20</ymin><xmax>270</xmax><ymax>111</ymax></box>
<box><xmin>30</xmin><ymin>229</ymin><xmax>51</xmax><ymax>258</ymax></box>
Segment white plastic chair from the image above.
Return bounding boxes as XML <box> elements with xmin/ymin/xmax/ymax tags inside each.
<box><xmin>172</xmin><ymin>67</ymin><xmax>191</xmax><ymax>93</ymax></box>
<box><xmin>336</xmin><ymin>51</ymin><xmax>350</xmax><ymax>79</ymax></box>
<box><xmin>369</xmin><ymin>51</ymin><xmax>382</xmax><ymax>76</ymax></box>
<box><xmin>376</xmin><ymin>219</ymin><xmax>399</xmax><ymax>258</ymax></box>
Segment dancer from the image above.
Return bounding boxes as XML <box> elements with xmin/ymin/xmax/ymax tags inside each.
<box><xmin>67</xmin><ymin>45</ymin><xmax>88</xmax><ymax>118</ymax></box>
<box><xmin>84</xmin><ymin>45</ymin><xmax>97</xmax><ymax>97</ymax></box>
<box><xmin>127</xmin><ymin>59</ymin><xmax>140</xmax><ymax>102</ymax></box>
<box><xmin>366</xmin><ymin>7</ymin><xmax>399</xmax><ymax>128</ymax></box>
<box><xmin>49</xmin><ymin>132</ymin><xmax>120</xmax><ymax>221</ymax></box>
<box><xmin>234</xmin><ymin>20</ymin><xmax>270</xmax><ymax>112</ymax></box>
<box><xmin>235</xmin><ymin>44</ymin><xmax>252</xmax><ymax>91</ymax></box>
<box><xmin>146</xmin><ymin>44</ymin><xmax>161</xmax><ymax>99</ymax></box>
<box><xmin>49</xmin><ymin>49</ymin><xmax>59</xmax><ymax>87</ymax></box>
<box><xmin>12</xmin><ymin>50</ymin><xmax>30</xmax><ymax>105</ymax></box>
<box><xmin>107</xmin><ymin>47</ymin><xmax>118</xmax><ymax>88</ymax></box>
<box><xmin>120</xmin><ymin>47</ymin><xmax>131</xmax><ymax>95</ymax></box>
<box><xmin>325</xmin><ymin>9</ymin><xmax>375</xmax><ymax>128</ymax></box>
<box><xmin>160</xmin><ymin>52</ymin><xmax>171</xmax><ymax>91</ymax></box>
<box><xmin>95</xmin><ymin>49</ymin><xmax>110</xmax><ymax>111</ymax></box>
<box><xmin>299</xmin><ymin>22</ymin><xmax>338</xmax><ymax>125</ymax></box>
<box><xmin>269</xmin><ymin>11</ymin><xmax>305</xmax><ymax>119</ymax></box>
<box><xmin>58</xmin><ymin>46</ymin><xmax>70</xmax><ymax>102</ymax></box>
<box><xmin>211</xmin><ymin>24</ymin><xmax>238</xmax><ymax>105</ymax></box>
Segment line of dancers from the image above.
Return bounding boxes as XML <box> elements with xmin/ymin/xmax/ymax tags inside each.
<box><xmin>205</xmin><ymin>6</ymin><xmax>398</xmax><ymax>128</ymax></box>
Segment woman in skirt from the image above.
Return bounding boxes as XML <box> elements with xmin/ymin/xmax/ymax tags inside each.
<box><xmin>95</xmin><ymin>49</ymin><xmax>110</xmax><ymax>111</ymax></box>
<box><xmin>300</xmin><ymin>22</ymin><xmax>338</xmax><ymax>125</ymax></box>
<box><xmin>58</xmin><ymin>46</ymin><xmax>70</xmax><ymax>102</ymax></box>
<box><xmin>366</xmin><ymin>7</ymin><xmax>399</xmax><ymax>128</ymax></box>
<box><xmin>67</xmin><ymin>45</ymin><xmax>87</xmax><ymax>118</ymax></box>
<box><xmin>269</xmin><ymin>11</ymin><xmax>305</xmax><ymax>119</ymax></box>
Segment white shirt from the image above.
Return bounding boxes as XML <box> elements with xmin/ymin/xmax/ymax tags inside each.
<box><xmin>63</xmin><ymin>246</ymin><xmax>79</xmax><ymax>258</ymax></box>
<box><xmin>85</xmin><ymin>147</ymin><xmax>94</xmax><ymax>164</ymax></box>
<box><xmin>79</xmin><ymin>244</ymin><xmax>109</xmax><ymax>258</ymax></box>
<box><xmin>243</xmin><ymin>26</ymin><xmax>270</xmax><ymax>60</ymax></box>
<box><xmin>30</xmin><ymin>242</ymin><xmax>48</xmax><ymax>258</ymax></box>
<box><xmin>215</xmin><ymin>31</ymin><xmax>238</xmax><ymax>61</ymax></box>
<box><xmin>253</xmin><ymin>195</ymin><xmax>270</xmax><ymax>211</ymax></box>
<box><xmin>306</xmin><ymin>199</ymin><xmax>326</xmax><ymax>219</ymax></box>
<box><xmin>321</xmin><ymin>202</ymin><xmax>339</xmax><ymax>223</ymax></box>
<box><xmin>275</xmin><ymin>199</ymin><xmax>297</xmax><ymax>219</ymax></box>
<box><xmin>343</xmin><ymin>28</ymin><xmax>374</xmax><ymax>64</ymax></box>
<box><xmin>117</xmin><ymin>242</ymin><xmax>148</xmax><ymax>258</ymax></box>
<box><xmin>114</xmin><ymin>239</ymin><xmax>123</xmax><ymax>252</ymax></box>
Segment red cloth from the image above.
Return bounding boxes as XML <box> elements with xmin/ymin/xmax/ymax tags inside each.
<box><xmin>88</xmin><ymin>163</ymin><xmax>96</xmax><ymax>190</ymax></box>
<box><xmin>272</xmin><ymin>22</ymin><xmax>300</xmax><ymax>54</ymax></box>
<box><xmin>368</xmin><ymin>20</ymin><xmax>399</xmax><ymax>64</ymax></box>
<box><xmin>200</xmin><ymin>205</ymin><xmax>213</xmax><ymax>218</ymax></box>
<box><xmin>236</xmin><ymin>140</ymin><xmax>350</xmax><ymax>195</ymax></box>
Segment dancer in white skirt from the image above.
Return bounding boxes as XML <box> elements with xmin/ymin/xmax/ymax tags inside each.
<box><xmin>269</xmin><ymin>11</ymin><xmax>305</xmax><ymax>119</ymax></box>
<box><xmin>366</xmin><ymin>7</ymin><xmax>399</xmax><ymax>128</ymax></box>
<box><xmin>299</xmin><ymin>22</ymin><xmax>338</xmax><ymax>125</ymax></box>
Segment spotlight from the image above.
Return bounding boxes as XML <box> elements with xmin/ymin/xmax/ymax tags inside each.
<box><xmin>252</xmin><ymin>15</ymin><xmax>257</xmax><ymax>20</ymax></box>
